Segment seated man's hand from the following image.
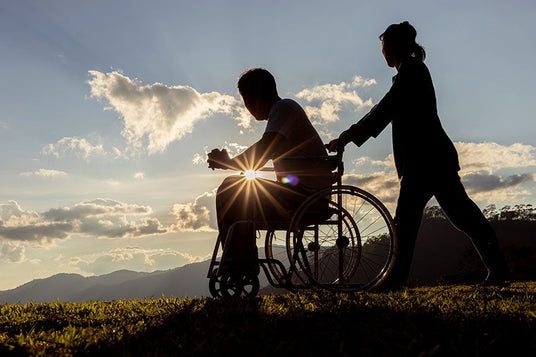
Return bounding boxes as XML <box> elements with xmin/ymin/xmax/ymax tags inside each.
<box><xmin>207</xmin><ymin>148</ymin><xmax>233</xmax><ymax>170</ymax></box>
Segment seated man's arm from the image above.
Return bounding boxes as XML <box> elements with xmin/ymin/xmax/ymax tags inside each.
<box><xmin>208</xmin><ymin>132</ymin><xmax>284</xmax><ymax>171</ymax></box>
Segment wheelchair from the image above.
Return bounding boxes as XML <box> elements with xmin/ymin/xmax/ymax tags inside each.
<box><xmin>207</xmin><ymin>147</ymin><xmax>398</xmax><ymax>297</ymax></box>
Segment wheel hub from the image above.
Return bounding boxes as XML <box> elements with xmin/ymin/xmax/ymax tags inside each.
<box><xmin>307</xmin><ymin>241</ymin><xmax>320</xmax><ymax>252</ymax></box>
<box><xmin>336</xmin><ymin>236</ymin><xmax>350</xmax><ymax>248</ymax></box>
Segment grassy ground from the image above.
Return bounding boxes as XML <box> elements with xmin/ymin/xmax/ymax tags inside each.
<box><xmin>0</xmin><ymin>282</ymin><xmax>535</xmax><ymax>356</ymax></box>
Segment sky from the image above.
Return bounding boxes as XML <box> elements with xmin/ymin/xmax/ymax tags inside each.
<box><xmin>0</xmin><ymin>0</ymin><xmax>535</xmax><ymax>290</ymax></box>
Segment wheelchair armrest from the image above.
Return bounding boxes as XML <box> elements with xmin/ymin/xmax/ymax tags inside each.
<box><xmin>275</xmin><ymin>155</ymin><xmax>341</xmax><ymax>172</ymax></box>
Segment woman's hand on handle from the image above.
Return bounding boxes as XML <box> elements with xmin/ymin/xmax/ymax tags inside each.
<box><xmin>327</xmin><ymin>139</ymin><xmax>341</xmax><ymax>153</ymax></box>
<box><xmin>328</xmin><ymin>131</ymin><xmax>351</xmax><ymax>153</ymax></box>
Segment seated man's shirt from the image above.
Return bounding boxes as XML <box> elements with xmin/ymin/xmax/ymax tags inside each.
<box><xmin>265</xmin><ymin>99</ymin><xmax>332</xmax><ymax>189</ymax></box>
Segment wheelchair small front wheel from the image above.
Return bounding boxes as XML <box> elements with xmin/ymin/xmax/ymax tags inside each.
<box><xmin>209</xmin><ymin>268</ymin><xmax>224</xmax><ymax>298</ymax></box>
<box><xmin>220</xmin><ymin>272</ymin><xmax>260</xmax><ymax>298</ymax></box>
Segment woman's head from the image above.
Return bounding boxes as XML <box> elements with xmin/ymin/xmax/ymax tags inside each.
<box><xmin>380</xmin><ymin>21</ymin><xmax>426</xmax><ymax>67</ymax></box>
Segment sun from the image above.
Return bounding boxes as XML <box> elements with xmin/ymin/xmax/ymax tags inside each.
<box><xmin>244</xmin><ymin>170</ymin><xmax>257</xmax><ymax>180</ymax></box>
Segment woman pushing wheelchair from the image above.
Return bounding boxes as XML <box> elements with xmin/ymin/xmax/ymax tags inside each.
<box><xmin>329</xmin><ymin>21</ymin><xmax>509</xmax><ymax>291</ymax></box>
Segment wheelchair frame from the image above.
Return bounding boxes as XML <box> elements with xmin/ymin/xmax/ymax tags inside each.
<box><xmin>207</xmin><ymin>148</ymin><xmax>398</xmax><ymax>297</ymax></box>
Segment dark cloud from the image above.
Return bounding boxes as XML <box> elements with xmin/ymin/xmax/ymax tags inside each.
<box><xmin>0</xmin><ymin>222</ymin><xmax>73</xmax><ymax>243</ymax></box>
<box><xmin>0</xmin><ymin>199</ymin><xmax>167</xmax><ymax>243</ymax></box>
<box><xmin>462</xmin><ymin>172</ymin><xmax>535</xmax><ymax>194</ymax></box>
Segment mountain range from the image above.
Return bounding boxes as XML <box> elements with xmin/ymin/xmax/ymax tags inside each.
<box><xmin>0</xmin><ymin>261</ymin><xmax>213</xmax><ymax>304</ymax></box>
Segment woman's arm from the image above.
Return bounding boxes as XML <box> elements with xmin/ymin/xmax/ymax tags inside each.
<box><xmin>330</xmin><ymin>62</ymin><xmax>413</xmax><ymax>151</ymax></box>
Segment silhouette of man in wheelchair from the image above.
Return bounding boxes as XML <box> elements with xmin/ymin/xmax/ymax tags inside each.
<box><xmin>207</xmin><ymin>68</ymin><xmax>334</xmax><ymax>279</ymax></box>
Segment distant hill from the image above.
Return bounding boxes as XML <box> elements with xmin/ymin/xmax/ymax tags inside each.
<box><xmin>0</xmin><ymin>261</ymin><xmax>212</xmax><ymax>304</ymax></box>
<box><xmin>0</xmin><ymin>260</ymin><xmax>274</xmax><ymax>304</ymax></box>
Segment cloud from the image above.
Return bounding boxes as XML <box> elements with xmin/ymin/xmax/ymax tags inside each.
<box><xmin>0</xmin><ymin>199</ymin><xmax>167</xmax><ymax>243</ymax></box>
<box><xmin>462</xmin><ymin>173</ymin><xmax>535</xmax><ymax>192</ymax></box>
<box><xmin>69</xmin><ymin>246</ymin><xmax>210</xmax><ymax>275</ymax></box>
<box><xmin>0</xmin><ymin>241</ymin><xmax>25</xmax><ymax>263</ymax></box>
<box><xmin>20</xmin><ymin>169</ymin><xmax>68</xmax><ymax>177</ymax></box>
<box><xmin>42</xmin><ymin>136</ymin><xmax>105</xmax><ymax>159</ymax></box>
<box><xmin>455</xmin><ymin>142</ymin><xmax>536</xmax><ymax>174</ymax></box>
<box><xmin>338</xmin><ymin>142</ymin><xmax>536</xmax><ymax>207</ymax></box>
<box><xmin>221</xmin><ymin>142</ymin><xmax>249</xmax><ymax>157</ymax></box>
<box><xmin>170</xmin><ymin>190</ymin><xmax>217</xmax><ymax>231</ymax></box>
<box><xmin>192</xmin><ymin>152</ymin><xmax>206</xmax><ymax>165</ymax></box>
<box><xmin>455</xmin><ymin>142</ymin><xmax>536</xmax><ymax>202</ymax></box>
<box><xmin>0</xmin><ymin>201</ymin><xmax>70</xmax><ymax>243</ymax></box>
<box><xmin>461</xmin><ymin>173</ymin><xmax>536</xmax><ymax>202</ymax></box>
<box><xmin>0</xmin><ymin>222</ymin><xmax>74</xmax><ymax>243</ymax></box>
<box><xmin>353</xmin><ymin>155</ymin><xmax>395</xmax><ymax>169</ymax></box>
<box><xmin>192</xmin><ymin>142</ymin><xmax>248</xmax><ymax>166</ymax></box>
<box><xmin>133</xmin><ymin>172</ymin><xmax>145</xmax><ymax>180</ymax></box>
<box><xmin>88</xmin><ymin>71</ymin><xmax>248</xmax><ymax>154</ymax></box>
<box><xmin>42</xmin><ymin>199</ymin><xmax>151</xmax><ymax>221</ymax></box>
<box><xmin>343</xmin><ymin>173</ymin><xmax>400</xmax><ymax>205</ymax></box>
<box><xmin>295</xmin><ymin>75</ymin><xmax>375</xmax><ymax>124</ymax></box>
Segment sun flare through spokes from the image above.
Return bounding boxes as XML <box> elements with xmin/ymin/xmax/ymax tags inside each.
<box><xmin>244</xmin><ymin>170</ymin><xmax>257</xmax><ymax>180</ymax></box>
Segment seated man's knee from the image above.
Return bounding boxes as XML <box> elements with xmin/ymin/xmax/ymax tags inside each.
<box><xmin>217</xmin><ymin>175</ymin><xmax>246</xmax><ymax>195</ymax></box>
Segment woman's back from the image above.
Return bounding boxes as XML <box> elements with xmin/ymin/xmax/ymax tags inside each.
<box><xmin>389</xmin><ymin>57</ymin><xmax>459</xmax><ymax>176</ymax></box>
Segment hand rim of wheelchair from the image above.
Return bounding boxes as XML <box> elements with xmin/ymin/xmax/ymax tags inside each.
<box><xmin>285</xmin><ymin>185</ymin><xmax>397</xmax><ymax>292</ymax></box>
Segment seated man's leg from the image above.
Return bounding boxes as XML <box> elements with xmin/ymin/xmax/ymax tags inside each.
<box><xmin>215</xmin><ymin>176</ymin><xmax>310</xmax><ymax>275</ymax></box>
<box><xmin>216</xmin><ymin>176</ymin><xmax>258</xmax><ymax>271</ymax></box>
<box><xmin>252</xmin><ymin>178</ymin><xmax>310</xmax><ymax>227</ymax></box>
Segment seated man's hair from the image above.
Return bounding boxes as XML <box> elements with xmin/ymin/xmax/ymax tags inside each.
<box><xmin>237</xmin><ymin>68</ymin><xmax>278</xmax><ymax>99</ymax></box>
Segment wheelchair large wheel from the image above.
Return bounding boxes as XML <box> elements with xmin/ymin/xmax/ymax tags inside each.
<box><xmin>286</xmin><ymin>185</ymin><xmax>397</xmax><ymax>291</ymax></box>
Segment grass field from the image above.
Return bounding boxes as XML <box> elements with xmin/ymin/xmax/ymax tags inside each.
<box><xmin>0</xmin><ymin>282</ymin><xmax>535</xmax><ymax>356</ymax></box>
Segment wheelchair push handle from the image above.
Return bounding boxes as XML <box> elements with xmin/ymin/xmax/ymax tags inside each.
<box><xmin>325</xmin><ymin>143</ymin><xmax>344</xmax><ymax>159</ymax></box>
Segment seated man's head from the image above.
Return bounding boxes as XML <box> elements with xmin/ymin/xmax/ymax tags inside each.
<box><xmin>238</xmin><ymin>68</ymin><xmax>280</xmax><ymax>121</ymax></box>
